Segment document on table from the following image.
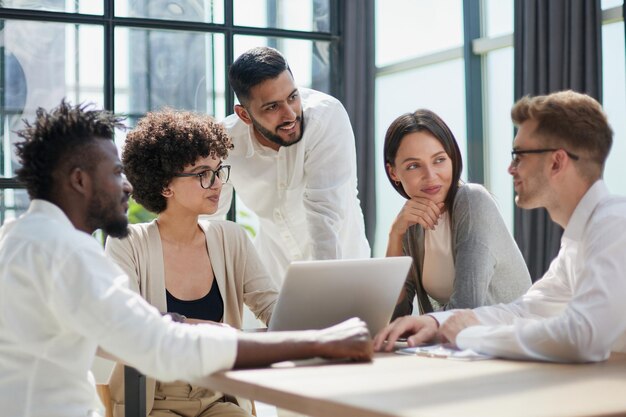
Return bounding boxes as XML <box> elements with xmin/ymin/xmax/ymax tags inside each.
<box><xmin>396</xmin><ymin>343</ymin><xmax>494</xmax><ymax>361</ymax></box>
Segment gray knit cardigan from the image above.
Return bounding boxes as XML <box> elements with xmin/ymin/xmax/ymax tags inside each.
<box><xmin>392</xmin><ymin>183</ymin><xmax>531</xmax><ymax>318</ymax></box>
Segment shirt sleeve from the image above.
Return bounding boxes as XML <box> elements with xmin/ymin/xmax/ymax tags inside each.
<box><xmin>50</xmin><ymin>240</ymin><xmax>238</xmax><ymax>381</ymax></box>
<box><xmin>456</xmin><ymin>215</ymin><xmax>626</xmax><ymax>362</ymax></box>
<box><xmin>302</xmin><ymin>99</ymin><xmax>358</xmax><ymax>260</ymax></box>
<box><xmin>445</xmin><ymin>188</ymin><xmax>502</xmax><ymax>309</ymax></box>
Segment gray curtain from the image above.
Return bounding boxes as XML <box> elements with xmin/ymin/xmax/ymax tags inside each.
<box><xmin>341</xmin><ymin>0</ymin><xmax>376</xmax><ymax>251</ymax></box>
<box><xmin>513</xmin><ymin>0</ymin><xmax>602</xmax><ymax>281</ymax></box>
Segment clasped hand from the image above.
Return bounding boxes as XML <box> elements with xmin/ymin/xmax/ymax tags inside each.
<box><xmin>390</xmin><ymin>196</ymin><xmax>445</xmax><ymax>235</ymax></box>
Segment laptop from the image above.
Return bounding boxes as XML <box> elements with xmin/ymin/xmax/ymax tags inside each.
<box><xmin>267</xmin><ymin>257</ymin><xmax>412</xmax><ymax>335</ymax></box>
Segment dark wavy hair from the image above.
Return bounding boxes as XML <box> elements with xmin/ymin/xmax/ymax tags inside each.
<box><xmin>15</xmin><ymin>99</ymin><xmax>124</xmax><ymax>200</ymax></box>
<box><xmin>228</xmin><ymin>46</ymin><xmax>292</xmax><ymax>105</ymax></box>
<box><xmin>122</xmin><ymin>109</ymin><xmax>233</xmax><ymax>214</ymax></box>
<box><xmin>383</xmin><ymin>109</ymin><xmax>463</xmax><ymax>214</ymax></box>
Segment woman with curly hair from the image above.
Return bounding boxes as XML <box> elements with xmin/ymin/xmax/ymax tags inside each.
<box><xmin>383</xmin><ymin>109</ymin><xmax>531</xmax><ymax>318</ymax></box>
<box><xmin>105</xmin><ymin>109</ymin><xmax>278</xmax><ymax>417</ymax></box>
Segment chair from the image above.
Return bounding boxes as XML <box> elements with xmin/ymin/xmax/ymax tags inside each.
<box><xmin>95</xmin><ymin>366</ymin><xmax>146</xmax><ymax>417</ymax></box>
<box><xmin>96</xmin><ymin>383</ymin><xmax>113</xmax><ymax>417</ymax></box>
<box><xmin>96</xmin><ymin>366</ymin><xmax>256</xmax><ymax>417</ymax></box>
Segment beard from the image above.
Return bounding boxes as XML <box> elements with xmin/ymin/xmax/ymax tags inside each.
<box><xmin>514</xmin><ymin>175</ymin><xmax>548</xmax><ymax>210</ymax></box>
<box><xmin>250</xmin><ymin>112</ymin><xmax>305</xmax><ymax>148</ymax></box>
<box><xmin>87</xmin><ymin>192</ymin><xmax>129</xmax><ymax>238</ymax></box>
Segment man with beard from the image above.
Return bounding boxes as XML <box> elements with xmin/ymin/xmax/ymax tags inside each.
<box><xmin>0</xmin><ymin>100</ymin><xmax>372</xmax><ymax>417</ymax></box>
<box><xmin>216</xmin><ymin>47</ymin><xmax>370</xmax><ymax>283</ymax></box>
<box><xmin>374</xmin><ymin>90</ymin><xmax>626</xmax><ymax>363</ymax></box>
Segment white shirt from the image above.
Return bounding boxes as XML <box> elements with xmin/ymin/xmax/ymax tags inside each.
<box><xmin>422</xmin><ymin>212</ymin><xmax>455</xmax><ymax>304</ymax></box>
<box><xmin>433</xmin><ymin>180</ymin><xmax>626</xmax><ymax>362</ymax></box>
<box><xmin>0</xmin><ymin>200</ymin><xmax>237</xmax><ymax>417</ymax></box>
<box><xmin>218</xmin><ymin>88</ymin><xmax>370</xmax><ymax>283</ymax></box>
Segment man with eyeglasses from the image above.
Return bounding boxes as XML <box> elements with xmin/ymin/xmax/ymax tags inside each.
<box><xmin>213</xmin><ymin>46</ymin><xmax>371</xmax><ymax>284</ymax></box>
<box><xmin>0</xmin><ymin>101</ymin><xmax>373</xmax><ymax>417</ymax></box>
<box><xmin>375</xmin><ymin>90</ymin><xmax>626</xmax><ymax>363</ymax></box>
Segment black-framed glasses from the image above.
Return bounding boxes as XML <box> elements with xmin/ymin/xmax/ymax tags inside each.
<box><xmin>510</xmin><ymin>148</ymin><xmax>579</xmax><ymax>167</ymax></box>
<box><xmin>173</xmin><ymin>165</ymin><xmax>230</xmax><ymax>189</ymax></box>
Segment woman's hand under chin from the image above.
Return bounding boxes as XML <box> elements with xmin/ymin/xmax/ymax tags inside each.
<box><xmin>390</xmin><ymin>196</ymin><xmax>444</xmax><ymax>236</ymax></box>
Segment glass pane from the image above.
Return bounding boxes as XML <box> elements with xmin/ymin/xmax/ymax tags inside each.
<box><xmin>375</xmin><ymin>0</ymin><xmax>463</xmax><ymax>67</ymax></box>
<box><xmin>234</xmin><ymin>0</ymin><xmax>330</xmax><ymax>32</ymax></box>
<box><xmin>601</xmin><ymin>0</ymin><xmax>623</xmax><ymax>9</ymax></box>
<box><xmin>0</xmin><ymin>20</ymin><xmax>104</xmax><ymax>222</ymax></box>
<box><xmin>374</xmin><ymin>59</ymin><xmax>467</xmax><ymax>256</ymax></box>
<box><xmin>233</xmin><ymin>35</ymin><xmax>332</xmax><ymax>95</ymax></box>
<box><xmin>0</xmin><ymin>0</ymin><xmax>102</xmax><ymax>14</ymax></box>
<box><xmin>484</xmin><ymin>0</ymin><xmax>513</xmax><ymax>38</ymax></box>
<box><xmin>484</xmin><ymin>47</ymin><xmax>514</xmax><ymax>232</ymax></box>
<box><xmin>602</xmin><ymin>21</ymin><xmax>626</xmax><ymax>197</ymax></box>
<box><xmin>115</xmin><ymin>0</ymin><xmax>224</xmax><ymax>24</ymax></box>
<box><xmin>115</xmin><ymin>28</ymin><xmax>226</xmax><ymax>126</ymax></box>
<box><xmin>0</xmin><ymin>188</ymin><xmax>28</xmax><ymax>225</ymax></box>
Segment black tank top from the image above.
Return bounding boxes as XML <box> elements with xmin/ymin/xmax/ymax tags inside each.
<box><xmin>166</xmin><ymin>278</ymin><xmax>224</xmax><ymax>322</ymax></box>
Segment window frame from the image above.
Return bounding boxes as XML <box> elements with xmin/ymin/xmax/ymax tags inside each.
<box><xmin>0</xmin><ymin>1</ymin><xmax>343</xmax><ymax>220</ymax></box>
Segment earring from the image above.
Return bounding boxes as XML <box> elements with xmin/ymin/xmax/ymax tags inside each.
<box><xmin>394</xmin><ymin>180</ymin><xmax>400</xmax><ymax>186</ymax></box>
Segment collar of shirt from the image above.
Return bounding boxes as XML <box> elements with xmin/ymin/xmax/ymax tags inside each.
<box><xmin>28</xmin><ymin>199</ymin><xmax>75</xmax><ymax>230</ymax></box>
<box><xmin>562</xmin><ymin>179</ymin><xmax>609</xmax><ymax>243</ymax></box>
<box><xmin>246</xmin><ymin>124</ymin><xmax>283</xmax><ymax>158</ymax></box>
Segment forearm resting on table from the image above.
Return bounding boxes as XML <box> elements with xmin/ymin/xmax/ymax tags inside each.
<box><xmin>234</xmin><ymin>320</ymin><xmax>373</xmax><ymax>368</ymax></box>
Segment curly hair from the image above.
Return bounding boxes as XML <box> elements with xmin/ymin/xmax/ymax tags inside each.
<box><xmin>15</xmin><ymin>99</ymin><xmax>124</xmax><ymax>200</ymax></box>
<box><xmin>123</xmin><ymin>109</ymin><xmax>233</xmax><ymax>214</ymax></box>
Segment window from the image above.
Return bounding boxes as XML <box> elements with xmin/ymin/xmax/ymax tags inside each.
<box><xmin>234</xmin><ymin>0</ymin><xmax>330</xmax><ymax>32</ymax></box>
<box><xmin>484</xmin><ymin>46</ymin><xmax>514</xmax><ymax>231</ymax></box>
<box><xmin>374</xmin><ymin>0</ymin><xmax>626</xmax><ymax>255</ymax></box>
<box><xmin>602</xmin><ymin>19</ymin><xmax>626</xmax><ymax>196</ymax></box>
<box><xmin>0</xmin><ymin>0</ymin><xmax>338</xmax><ymax>224</ymax></box>
<box><xmin>374</xmin><ymin>0</ymin><xmax>465</xmax><ymax>256</ymax></box>
<box><xmin>482</xmin><ymin>0</ymin><xmax>514</xmax><ymax>231</ymax></box>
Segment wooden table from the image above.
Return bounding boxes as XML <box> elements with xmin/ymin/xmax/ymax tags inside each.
<box><xmin>198</xmin><ymin>352</ymin><xmax>626</xmax><ymax>417</ymax></box>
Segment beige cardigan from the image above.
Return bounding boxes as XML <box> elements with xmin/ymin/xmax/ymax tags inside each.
<box><xmin>104</xmin><ymin>219</ymin><xmax>279</xmax><ymax>417</ymax></box>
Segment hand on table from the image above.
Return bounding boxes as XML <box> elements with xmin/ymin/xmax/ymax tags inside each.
<box><xmin>373</xmin><ymin>315</ymin><xmax>439</xmax><ymax>352</ymax></box>
<box><xmin>439</xmin><ymin>310</ymin><xmax>480</xmax><ymax>346</ymax></box>
<box><xmin>316</xmin><ymin>317</ymin><xmax>373</xmax><ymax>362</ymax></box>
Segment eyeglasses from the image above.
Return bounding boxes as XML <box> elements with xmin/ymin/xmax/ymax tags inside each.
<box><xmin>173</xmin><ymin>165</ymin><xmax>230</xmax><ymax>189</ymax></box>
<box><xmin>510</xmin><ymin>148</ymin><xmax>579</xmax><ymax>167</ymax></box>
